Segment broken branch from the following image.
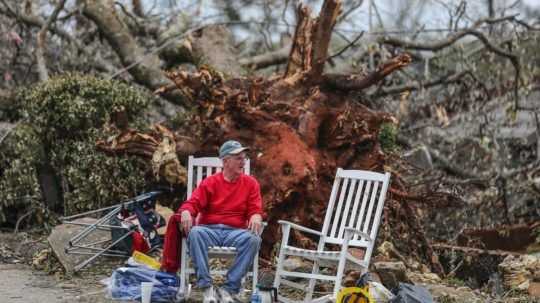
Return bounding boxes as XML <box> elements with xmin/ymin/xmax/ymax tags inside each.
<box><xmin>310</xmin><ymin>0</ymin><xmax>342</xmax><ymax>80</ymax></box>
<box><xmin>35</xmin><ymin>0</ymin><xmax>66</xmax><ymax>81</ymax></box>
<box><xmin>379</xmin><ymin>27</ymin><xmax>520</xmax><ymax>108</ymax></box>
<box><xmin>81</xmin><ymin>0</ymin><xmax>185</xmax><ymax>105</ymax></box>
<box><xmin>239</xmin><ymin>46</ymin><xmax>290</xmax><ymax>70</ymax></box>
<box><xmin>327</xmin><ymin>31</ymin><xmax>364</xmax><ymax>61</ymax></box>
<box><xmin>323</xmin><ymin>53</ymin><xmax>411</xmax><ymax>91</ymax></box>
<box><xmin>0</xmin><ymin>4</ymin><xmax>111</xmax><ymax>73</ymax></box>
<box><xmin>284</xmin><ymin>4</ymin><xmax>314</xmax><ymax>78</ymax></box>
<box><xmin>372</xmin><ymin>70</ymin><xmax>472</xmax><ymax>97</ymax></box>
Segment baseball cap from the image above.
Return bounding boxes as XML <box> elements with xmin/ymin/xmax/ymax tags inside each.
<box><xmin>219</xmin><ymin>140</ymin><xmax>250</xmax><ymax>158</ymax></box>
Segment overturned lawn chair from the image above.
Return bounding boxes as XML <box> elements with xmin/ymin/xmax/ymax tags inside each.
<box><xmin>273</xmin><ymin>168</ymin><xmax>391</xmax><ymax>303</ymax></box>
<box><xmin>61</xmin><ymin>191</ymin><xmax>164</xmax><ymax>272</ymax></box>
<box><xmin>179</xmin><ymin>155</ymin><xmax>264</xmax><ymax>299</ymax></box>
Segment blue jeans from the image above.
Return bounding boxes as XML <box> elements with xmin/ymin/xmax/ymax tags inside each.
<box><xmin>188</xmin><ymin>224</ymin><xmax>261</xmax><ymax>294</ymax></box>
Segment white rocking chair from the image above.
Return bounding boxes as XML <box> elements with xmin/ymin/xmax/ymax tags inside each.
<box><xmin>179</xmin><ymin>156</ymin><xmax>261</xmax><ymax>298</ymax></box>
<box><xmin>273</xmin><ymin>168</ymin><xmax>391</xmax><ymax>303</ymax></box>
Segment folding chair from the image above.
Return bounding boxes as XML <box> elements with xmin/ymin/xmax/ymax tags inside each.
<box><xmin>273</xmin><ymin>168</ymin><xmax>391</xmax><ymax>303</ymax></box>
<box><xmin>61</xmin><ymin>191</ymin><xmax>164</xmax><ymax>271</ymax></box>
<box><xmin>179</xmin><ymin>156</ymin><xmax>262</xmax><ymax>298</ymax></box>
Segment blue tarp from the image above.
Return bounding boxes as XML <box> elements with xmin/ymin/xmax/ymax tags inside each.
<box><xmin>108</xmin><ymin>267</ymin><xmax>179</xmax><ymax>302</ymax></box>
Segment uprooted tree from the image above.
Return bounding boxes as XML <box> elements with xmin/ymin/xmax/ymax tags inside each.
<box><xmin>94</xmin><ymin>0</ymin><xmax>443</xmax><ymax>273</ymax></box>
<box><xmin>3</xmin><ymin>0</ymin><xmax>540</xmax><ymax>294</ymax></box>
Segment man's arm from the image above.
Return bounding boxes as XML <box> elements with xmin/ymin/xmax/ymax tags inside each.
<box><xmin>178</xmin><ymin>180</ymin><xmax>210</xmax><ymax>235</ymax></box>
<box><xmin>246</xmin><ymin>179</ymin><xmax>263</xmax><ymax>235</ymax></box>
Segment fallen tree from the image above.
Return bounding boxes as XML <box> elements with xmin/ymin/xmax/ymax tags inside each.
<box><xmin>97</xmin><ymin>0</ymin><xmax>443</xmax><ymax>273</ymax></box>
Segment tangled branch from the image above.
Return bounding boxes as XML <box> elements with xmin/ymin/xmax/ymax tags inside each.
<box><xmin>379</xmin><ymin>17</ymin><xmax>522</xmax><ymax>109</ymax></box>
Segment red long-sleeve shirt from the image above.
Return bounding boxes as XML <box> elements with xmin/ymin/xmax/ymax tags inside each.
<box><xmin>178</xmin><ymin>172</ymin><xmax>263</xmax><ymax>229</ymax></box>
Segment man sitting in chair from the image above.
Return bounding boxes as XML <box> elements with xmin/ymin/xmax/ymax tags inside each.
<box><xmin>178</xmin><ymin>140</ymin><xmax>263</xmax><ymax>303</ymax></box>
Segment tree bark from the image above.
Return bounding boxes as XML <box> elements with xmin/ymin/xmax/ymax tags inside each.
<box><xmin>323</xmin><ymin>53</ymin><xmax>411</xmax><ymax>91</ymax></box>
<box><xmin>309</xmin><ymin>0</ymin><xmax>341</xmax><ymax>81</ymax></box>
<box><xmin>0</xmin><ymin>4</ymin><xmax>111</xmax><ymax>73</ymax></box>
<box><xmin>239</xmin><ymin>46</ymin><xmax>290</xmax><ymax>70</ymax></box>
<box><xmin>284</xmin><ymin>4</ymin><xmax>314</xmax><ymax>78</ymax></box>
<box><xmin>36</xmin><ymin>145</ymin><xmax>63</xmax><ymax>213</ymax></box>
<box><xmin>81</xmin><ymin>0</ymin><xmax>185</xmax><ymax>105</ymax></box>
<box><xmin>35</xmin><ymin>0</ymin><xmax>66</xmax><ymax>81</ymax></box>
<box><xmin>132</xmin><ymin>0</ymin><xmax>144</xmax><ymax>18</ymax></box>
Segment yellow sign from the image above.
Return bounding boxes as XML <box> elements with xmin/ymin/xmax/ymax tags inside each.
<box><xmin>336</xmin><ymin>285</ymin><xmax>374</xmax><ymax>303</ymax></box>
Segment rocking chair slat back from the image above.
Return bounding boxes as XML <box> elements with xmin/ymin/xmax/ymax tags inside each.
<box><xmin>186</xmin><ymin>156</ymin><xmax>251</xmax><ymax>197</ymax></box>
<box><xmin>322</xmin><ymin>168</ymin><xmax>390</xmax><ymax>249</ymax></box>
<box><xmin>346</xmin><ymin>179</ymin><xmax>365</xmax><ymax>236</ymax></box>
<box><xmin>337</xmin><ymin>179</ymin><xmax>357</xmax><ymax>239</ymax></box>
<box><xmin>273</xmin><ymin>168</ymin><xmax>391</xmax><ymax>302</ymax></box>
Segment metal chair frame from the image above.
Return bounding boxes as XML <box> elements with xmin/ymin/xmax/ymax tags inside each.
<box><xmin>61</xmin><ymin>191</ymin><xmax>162</xmax><ymax>271</ymax></box>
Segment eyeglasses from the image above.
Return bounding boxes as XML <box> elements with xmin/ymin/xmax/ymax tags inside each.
<box><xmin>229</xmin><ymin>154</ymin><xmax>248</xmax><ymax>162</ymax></box>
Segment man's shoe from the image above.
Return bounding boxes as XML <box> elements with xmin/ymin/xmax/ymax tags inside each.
<box><xmin>202</xmin><ymin>286</ymin><xmax>217</xmax><ymax>303</ymax></box>
<box><xmin>217</xmin><ymin>287</ymin><xmax>235</xmax><ymax>303</ymax></box>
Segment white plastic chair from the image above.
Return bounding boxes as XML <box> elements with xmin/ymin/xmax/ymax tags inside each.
<box><xmin>273</xmin><ymin>168</ymin><xmax>391</xmax><ymax>303</ymax></box>
<box><xmin>179</xmin><ymin>156</ymin><xmax>260</xmax><ymax>298</ymax></box>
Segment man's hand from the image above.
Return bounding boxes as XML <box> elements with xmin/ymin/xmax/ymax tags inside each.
<box><xmin>248</xmin><ymin>214</ymin><xmax>263</xmax><ymax>235</ymax></box>
<box><xmin>180</xmin><ymin>210</ymin><xmax>193</xmax><ymax>235</ymax></box>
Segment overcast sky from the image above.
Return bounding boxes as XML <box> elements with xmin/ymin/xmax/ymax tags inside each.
<box><xmin>140</xmin><ymin>0</ymin><xmax>540</xmax><ymax>42</ymax></box>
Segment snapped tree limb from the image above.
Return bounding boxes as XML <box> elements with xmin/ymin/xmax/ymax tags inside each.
<box><xmin>239</xmin><ymin>46</ymin><xmax>290</xmax><ymax>70</ymax></box>
<box><xmin>35</xmin><ymin>0</ymin><xmax>66</xmax><ymax>81</ymax></box>
<box><xmin>309</xmin><ymin>0</ymin><xmax>342</xmax><ymax>80</ymax></box>
<box><xmin>285</xmin><ymin>4</ymin><xmax>314</xmax><ymax>78</ymax></box>
<box><xmin>379</xmin><ymin>23</ymin><xmax>520</xmax><ymax>108</ymax></box>
<box><xmin>323</xmin><ymin>53</ymin><xmax>411</xmax><ymax>91</ymax></box>
<box><xmin>81</xmin><ymin>0</ymin><xmax>185</xmax><ymax>105</ymax></box>
<box><xmin>0</xmin><ymin>4</ymin><xmax>111</xmax><ymax>73</ymax></box>
<box><xmin>372</xmin><ymin>70</ymin><xmax>472</xmax><ymax>97</ymax></box>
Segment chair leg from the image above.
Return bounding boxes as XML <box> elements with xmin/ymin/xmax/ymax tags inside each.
<box><xmin>333</xmin><ymin>256</ymin><xmax>347</xmax><ymax>298</ymax></box>
<box><xmin>273</xmin><ymin>246</ymin><xmax>286</xmax><ymax>292</ymax></box>
<box><xmin>180</xmin><ymin>238</ymin><xmax>189</xmax><ymax>296</ymax></box>
<box><xmin>252</xmin><ymin>249</ymin><xmax>259</xmax><ymax>292</ymax></box>
<box><xmin>274</xmin><ymin>225</ymin><xmax>291</xmax><ymax>299</ymax></box>
<box><xmin>305</xmin><ymin>260</ymin><xmax>320</xmax><ymax>302</ymax></box>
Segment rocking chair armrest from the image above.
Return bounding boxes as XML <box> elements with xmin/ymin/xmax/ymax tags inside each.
<box><xmin>278</xmin><ymin>220</ymin><xmax>323</xmax><ymax>236</ymax></box>
<box><xmin>344</xmin><ymin>227</ymin><xmax>372</xmax><ymax>242</ymax></box>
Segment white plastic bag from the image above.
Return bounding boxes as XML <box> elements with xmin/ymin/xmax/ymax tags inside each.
<box><xmin>369</xmin><ymin>281</ymin><xmax>395</xmax><ymax>303</ymax></box>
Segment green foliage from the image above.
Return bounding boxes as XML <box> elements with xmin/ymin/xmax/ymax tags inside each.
<box><xmin>23</xmin><ymin>74</ymin><xmax>148</xmax><ymax>144</ymax></box>
<box><xmin>0</xmin><ymin>126</ymin><xmax>41</xmax><ymax>223</ymax></box>
<box><xmin>0</xmin><ymin>74</ymin><xmax>152</xmax><ymax>224</ymax></box>
<box><xmin>378</xmin><ymin>122</ymin><xmax>398</xmax><ymax>152</ymax></box>
<box><xmin>57</xmin><ymin>137</ymin><xmax>148</xmax><ymax>215</ymax></box>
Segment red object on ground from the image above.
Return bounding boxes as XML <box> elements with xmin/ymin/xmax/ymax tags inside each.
<box><xmin>161</xmin><ymin>213</ymin><xmax>182</xmax><ymax>273</ymax></box>
<box><xmin>131</xmin><ymin>231</ymin><xmax>150</xmax><ymax>254</ymax></box>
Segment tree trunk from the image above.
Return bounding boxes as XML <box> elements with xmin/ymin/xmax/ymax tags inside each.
<box><xmin>81</xmin><ymin>0</ymin><xmax>185</xmax><ymax>105</ymax></box>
